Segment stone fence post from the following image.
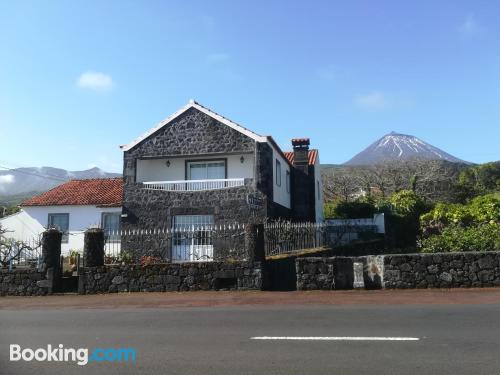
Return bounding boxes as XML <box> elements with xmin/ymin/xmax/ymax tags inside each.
<box><xmin>83</xmin><ymin>228</ymin><xmax>105</xmax><ymax>267</ymax></box>
<box><xmin>41</xmin><ymin>228</ymin><xmax>62</xmax><ymax>294</ymax></box>
<box><xmin>245</xmin><ymin>223</ymin><xmax>265</xmax><ymax>262</ymax></box>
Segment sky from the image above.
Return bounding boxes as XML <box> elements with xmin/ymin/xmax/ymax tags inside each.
<box><xmin>0</xmin><ymin>0</ymin><xmax>499</xmax><ymax>173</ymax></box>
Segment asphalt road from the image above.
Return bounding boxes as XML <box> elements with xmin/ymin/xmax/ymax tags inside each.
<box><xmin>1</xmin><ymin>297</ymin><xmax>500</xmax><ymax>375</ymax></box>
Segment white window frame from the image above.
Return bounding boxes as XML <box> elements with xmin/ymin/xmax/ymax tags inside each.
<box><xmin>286</xmin><ymin>170</ymin><xmax>290</xmax><ymax>193</ymax></box>
<box><xmin>101</xmin><ymin>212</ymin><xmax>121</xmax><ymax>242</ymax></box>
<box><xmin>47</xmin><ymin>213</ymin><xmax>69</xmax><ymax>243</ymax></box>
<box><xmin>276</xmin><ymin>159</ymin><xmax>281</xmax><ymax>186</ymax></box>
<box><xmin>186</xmin><ymin>160</ymin><xmax>226</xmax><ymax>180</ymax></box>
<box><xmin>172</xmin><ymin>215</ymin><xmax>215</xmax><ymax>262</ymax></box>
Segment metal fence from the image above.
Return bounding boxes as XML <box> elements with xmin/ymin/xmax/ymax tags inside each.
<box><xmin>103</xmin><ymin>224</ymin><xmax>247</xmax><ymax>264</ymax></box>
<box><xmin>264</xmin><ymin>222</ymin><xmax>326</xmax><ymax>256</ymax></box>
<box><xmin>0</xmin><ymin>236</ymin><xmax>42</xmax><ymax>269</ymax></box>
<box><xmin>264</xmin><ymin>221</ymin><xmax>380</xmax><ymax>257</ymax></box>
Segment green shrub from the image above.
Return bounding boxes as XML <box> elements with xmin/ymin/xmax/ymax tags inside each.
<box><xmin>419</xmin><ymin>223</ymin><xmax>500</xmax><ymax>253</ymax></box>
<box><xmin>421</xmin><ymin>194</ymin><xmax>500</xmax><ymax>234</ymax></box>
<box><xmin>418</xmin><ymin>194</ymin><xmax>500</xmax><ymax>253</ymax></box>
<box><xmin>388</xmin><ymin>190</ymin><xmax>427</xmax><ymax>216</ymax></box>
<box><xmin>380</xmin><ymin>190</ymin><xmax>431</xmax><ymax>248</ymax></box>
<box><xmin>328</xmin><ymin>200</ymin><xmax>376</xmax><ymax>219</ymax></box>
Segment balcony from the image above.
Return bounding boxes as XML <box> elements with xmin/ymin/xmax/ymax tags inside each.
<box><xmin>142</xmin><ymin>178</ymin><xmax>246</xmax><ymax>192</ymax></box>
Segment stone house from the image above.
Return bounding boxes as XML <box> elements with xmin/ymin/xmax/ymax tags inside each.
<box><xmin>120</xmin><ymin>100</ymin><xmax>323</xmax><ymax>260</ymax></box>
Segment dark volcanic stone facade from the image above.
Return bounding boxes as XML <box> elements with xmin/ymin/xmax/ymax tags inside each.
<box><xmin>124</xmin><ymin>107</ymin><xmax>255</xmax><ymax>161</ymax></box>
<box><xmin>79</xmin><ymin>261</ymin><xmax>263</xmax><ymax>293</ymax></box>
<box><xmin>0</xmin><ymin>269</ymin><xmax>48</xmax><ymax>296</ymax></box>
<box><xmin>122</xmin><ymin>106</ymin><xmax>293</xmax><ymax>252</ymax></box>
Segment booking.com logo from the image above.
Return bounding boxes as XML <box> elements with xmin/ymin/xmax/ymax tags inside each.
<box><xmin>10</xmin><ymin>344</ymin><xmax>136</xmax><ymax>366</ymax></box>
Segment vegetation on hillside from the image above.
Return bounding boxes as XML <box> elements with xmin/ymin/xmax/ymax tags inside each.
<box><xmin>418</xmin><ymin>194</ymin><xmax>500</xmax><ymax>253</ymax></box>
<box><xmin>322</xmin><ymin>160</ymin><xmax>500</xmax><ymax>252</ymax></box>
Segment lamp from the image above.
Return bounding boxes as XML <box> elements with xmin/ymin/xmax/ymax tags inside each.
<box><xmin>240</xmin><ymin>156</ymin><xmax>245</xmax><ymax>163</ymax></box>
<box><xmin>166</xmin><ymin>160</ymin><xmax>170</xmax><ymax>167</ymax></box>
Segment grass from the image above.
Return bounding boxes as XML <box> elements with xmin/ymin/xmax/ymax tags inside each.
<box><xmin>265</xmin><ymin>246</ymin><xmax>330</xmax><ymax>260</ymax></box>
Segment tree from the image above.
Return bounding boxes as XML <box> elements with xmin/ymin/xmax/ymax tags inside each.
<box><xmin>0</xmin><ymin>225</ymin><xmax>41</xmax><ymax>268</ymax></box>
<box><xmin>322</xmin><ymin>168</ymin><xmax>361</xmax><ymax>202</ymax></box>
<box><xmin>457</xmin><ymin>161</ymin><xmax>500</xmax><ymax>201</ymax></box>
<box><xmin>0</xmin><ymin>205</ymin><xmax>20</xmax><ymax>219</ymax></box>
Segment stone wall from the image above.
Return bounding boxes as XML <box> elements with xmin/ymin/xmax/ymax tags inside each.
<box><xmin>384</xmin><ymin>252</ymin><xmax>500</xmax><ymax>289</ymax></box>
<box><xmin>296</xmin><ymin>252</ymin><xmax>500</xmax><ymax>290</ymax></box>
<box><xmin>0</xmin><ymin>269</ymin><xmax>49</xmax><ymax>296</ymax></box>
<box><xmin>296</xmin><ymin>257</ymin><xmax>355</xmax><ymax>290</ymax></box>
<box><xmin>79</xmin><ymin>261</ymin><xmax>263</xmax><ymax>294</ymax></box>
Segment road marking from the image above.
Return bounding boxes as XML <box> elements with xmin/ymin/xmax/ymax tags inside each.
<box><xmin>251</xmin><ymin>336</ymin><xmax>420</xmax><ymax>341</ymax></box>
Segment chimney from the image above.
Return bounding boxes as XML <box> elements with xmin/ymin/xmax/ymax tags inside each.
<box><xmin>291</xmin><ymin>138</ymin><xmax>310</xmax><ymax>174</ymax></box>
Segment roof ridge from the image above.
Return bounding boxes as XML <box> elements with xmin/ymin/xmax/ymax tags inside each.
<box><xmin>65</xmin><ymin>177</ymin><xmax>122</xmax><ymax>182</ymax></box>
<box><xmin>121</xmin><ymin>100</ymin><xmax>267</xmax><ymax>151</ymax></box>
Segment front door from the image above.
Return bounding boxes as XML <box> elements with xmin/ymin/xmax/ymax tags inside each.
<box><xmin>172</xmin><ymin>215</ymin><xmax>214</xmax><ymax>262</ymax></box>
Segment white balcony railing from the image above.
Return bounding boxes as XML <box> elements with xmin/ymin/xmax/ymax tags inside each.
<box><xmin>142</xmin><ymin>178</ymin><xmax>245</xmax><ymax>192</ymax></box>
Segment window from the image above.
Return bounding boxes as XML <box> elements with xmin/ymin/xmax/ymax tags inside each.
<box><xmin>317</xmin><ymin>180</ymin><xmax>321</xmax><ymax>200</ymax></box>
<box><xmin>48</xmin><ymin>213</ymin><xmax>69</xmax><ymax>243</ymax></box>
<box><xmin>187</xmin><ymin>160</ymin><xmax>226</xmax><ymax>180</ymax></box>
<box><xmin>286</xmin><ymin>170</ymin><xmax>290</xmax><ymax>193</ymax></box>
<box><xmin>275</xmin><ymin>159</ymin><xmax>281</xmax><ymax>186</ymax></box>
<box><xmin>102</xmin><ymin>212</ymin><xmax>121</xmax><ymax>242</ymax></box>
<box><xmin>172</xmin><ymin>215</ymin><xmax>214</xmax><ymax>262</ymax></box>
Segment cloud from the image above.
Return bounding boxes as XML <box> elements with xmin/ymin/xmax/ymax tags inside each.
<box><xmin>0</xmin><ymin>174</ymin><xmax>14</xmax><ymax>191</ymax></box>
<box><xmin>459</xmin><ymin>14</ymin><xmax>484</xmax><ymax>38</ymax></box>
<box><xmin>76</xmin><ymin>71</ymin><xmax>113</xmax><ymax>91</ymax></box>
<box><xmin>0</xmin><ymin>174</ymin><xmax>14</xmax><ymax>184</ymax></box>
<box><xmin>206</xmin><ymin>53</ymin><xmax>229</xmax><ymax>64</ymax></box>
<box><xmin>355</xmin><ymin>91</ymin><xmax>415</xmax><ymax>111</ymax></box>
<box><xmin>355</xmin><ymin>91</ymin><xmax>391</xmax><ymax>111</ymax></box>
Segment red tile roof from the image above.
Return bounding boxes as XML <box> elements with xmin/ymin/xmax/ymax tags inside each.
<box><xmin>21</xmin><ymin>178</ymin><xmax>123</xmax><ymax>207</ymax></box>
<box><xmin>283</xmin><ymin>149</ymin><xmax>318</xmax><ymax>166</ymax></box>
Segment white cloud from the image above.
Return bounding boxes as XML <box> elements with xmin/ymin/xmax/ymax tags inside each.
<box><xmin>459</xmin><ymin>14</ymin><xmax>484</xmax><ymax>38</ymax></box>
<box><xmin>206</xmin><ymin>53</ymin><xmax>229</xmax><ymax>64</ymax></box>
<box><xmin>0</xmin><ymin>174</ymin><xmax>14</xmax><ymax>192</ymax></box>
<box><xmin>76</xmin><ymin>71</ymin><xmax>113</xmax><ymax>91</ymax></box>
<box><xmin>355</xmin><ymin>91</ymin><xmax>390</xmax><ymax>111</ymax></box>
<box><xmin>0</xmin><ymin>174</ymin><xmax>14</xmax><ymax>184</ymax></box>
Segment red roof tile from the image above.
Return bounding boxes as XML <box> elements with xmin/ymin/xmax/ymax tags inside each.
<box><xmin>283</xmin><ymin>149</ymin><xmax>318</xmax><ymax>166</ymax></box>
<box><xmin>21</xmin><ymin>178</ymin><xmax>123</xmax><ymax>207</ymax></box>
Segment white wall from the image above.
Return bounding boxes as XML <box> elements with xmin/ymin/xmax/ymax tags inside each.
<box><xmin>314</xmin><ymin>155</ymin><xmax>324</xmax><ymax>222</ymax></box>
<box><xmin>0</xmin><ymin>206</ymin><xmax>121</xmax><ymax>255</ymax></box>
<box><xmin>271</xmin><ymin>146</ymin><xmax>291</xmax><ymax>209</ymax></box>
<box><xmin>136</xmin><ymin>154</ymin><xmax>254</xmax><ymax>182</ymax></box>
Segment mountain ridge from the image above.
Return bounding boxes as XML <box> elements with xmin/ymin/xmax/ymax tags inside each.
<box><xmin>0</xmin><ymin>166</ymin><xmax>121</xmax><ymax>200</ymax></box>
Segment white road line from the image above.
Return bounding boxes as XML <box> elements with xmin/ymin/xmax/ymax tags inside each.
<box><xmin>250</xmin><ymin>337</ymin><xmax>420</xmax><ymax>341</ymax></box>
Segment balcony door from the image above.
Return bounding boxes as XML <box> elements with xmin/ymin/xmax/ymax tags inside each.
<box><xmin>187</xmin><ymin>160</ymin><xmax>226</xmax><ymax>190</ymax></box>
<box><xmin>187</xmin><ymin>160</ymin><xmax>226</xmax><ymax>180</ymax></box>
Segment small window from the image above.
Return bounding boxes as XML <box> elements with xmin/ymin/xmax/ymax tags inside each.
<box><xmin>286</xmin><ymin>170</ymin><xmax>290</xmax><ymax>193</ymax></box>
<box><xmin>102</xmin><ymin>212</ymin><xmax>121</xmax><ymax>242</ymax></box>
<box><xmin>48</xmin><ymin>213</ymin><xmax>69</xmax><ymax>243</ymax></box>
<box><xmin>317</xmin><ymin>180</ymin><xmax>321</xmax><ymax>200</ymax></box>
<box><xmin>275</xmin><ymin>159</ymin><xmax>281</xmax><ymax>186</ymax></box>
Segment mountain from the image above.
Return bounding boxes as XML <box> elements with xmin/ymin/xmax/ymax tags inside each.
<box><xmin>344</xmin><ymin>132</ymin><xmax>470</xmax><ymax>166</ymax></box>
<box><xmin>0</xmin><ymin>167</ymin><xmax>121</xmax><ymax>203</ymax></box>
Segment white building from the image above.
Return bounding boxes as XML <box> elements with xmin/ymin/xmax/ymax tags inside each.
<box><xmin>0</xmin><ymin>178</ymin><xmax>122</xmax><ymax>255</ymax></box>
